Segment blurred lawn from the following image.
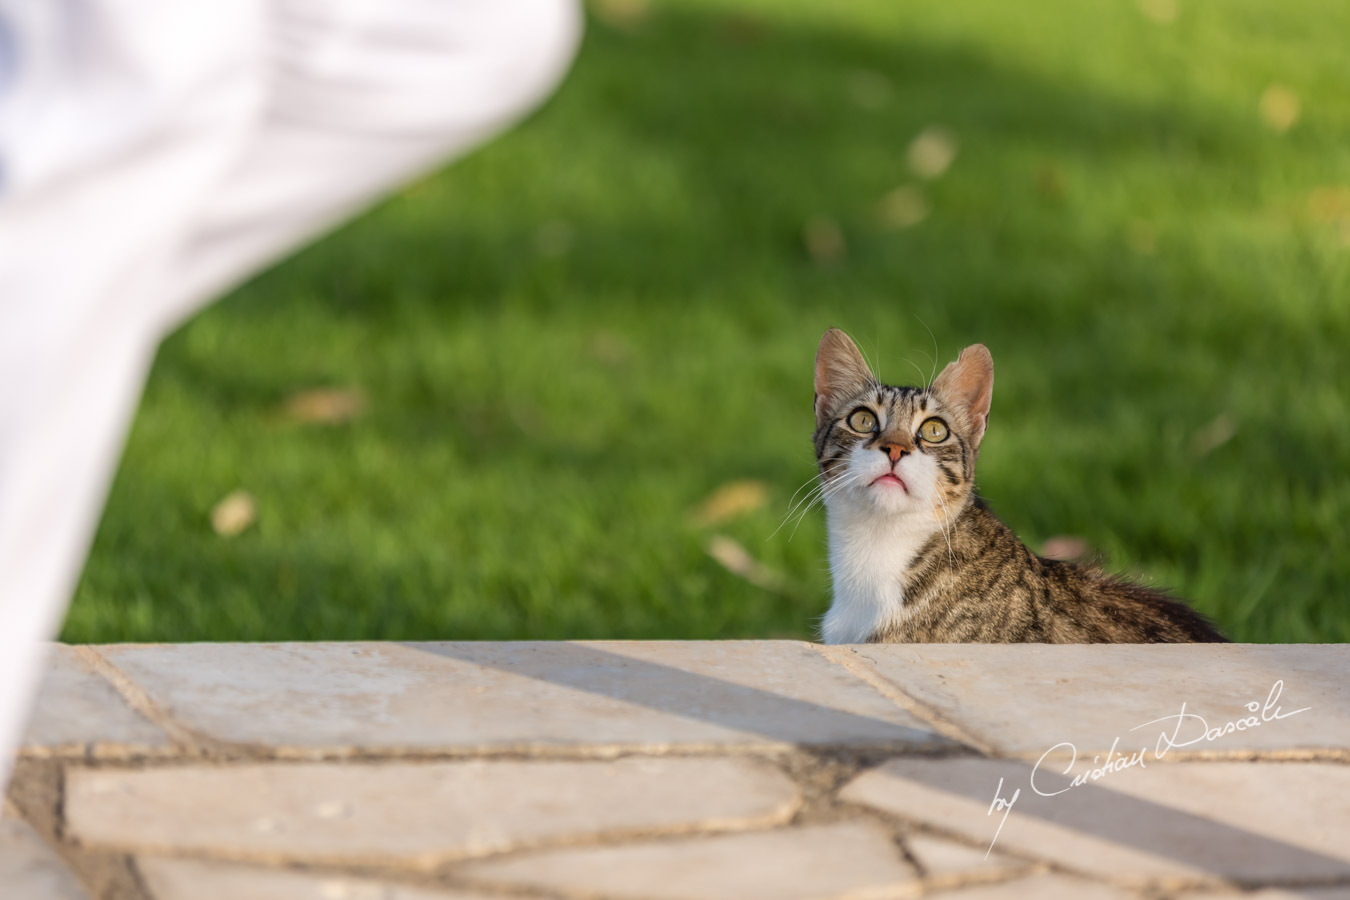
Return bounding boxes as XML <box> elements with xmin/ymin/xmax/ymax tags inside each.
<box><xmin>64</xmin><ymin>0</ymin><xmax>1349</xmax><ymax>644</ymax></box>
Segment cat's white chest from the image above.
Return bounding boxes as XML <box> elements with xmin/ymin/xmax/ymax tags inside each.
<box><xmin>821</xmin><ymin>507</ymin><xmax>931</xmax><ymax>644</ymax></box>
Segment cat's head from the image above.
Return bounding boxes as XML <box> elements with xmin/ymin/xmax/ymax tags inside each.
<box><xmin>812</xmin><ymin>328</ymin><xmax>993</xmax><ymax>519</ymax></box>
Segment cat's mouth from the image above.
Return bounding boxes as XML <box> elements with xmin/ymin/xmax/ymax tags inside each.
<box><xmin>871</xmin><ymin>472</ymin><xmax>908</xmax><ymax>493</ymax></box>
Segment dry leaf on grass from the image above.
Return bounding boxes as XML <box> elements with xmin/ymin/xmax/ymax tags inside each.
<box><xmin>907</xmin><ymin>126</ymin><xmax>958</xmax><ymax>180</ymax></box>
<box><xmin>1259</xmin><ymin>84</ymin><xmax>1300</xmax><ymax>133</ymax></box>
<box><xmin>1036</xmin><ymin>163</ymin><xmax>1066</xmax><ymax>201</ymax></box>
<box><xmin>1127</xmin><ymin>220</ymin><xmax>1157</xmax><ymax>256</ymax></box>
<box><xmin>590</xmin><ymin>0</ymin><xmax>650</xmax><ymax>31</ymax></box>
<box><xmin>803</xmin><ymin>216</ymin><xmax>846</xmax><ymax>263</ymax></box>
<box><xmin>210</xmin><ymin>490</ymin><xmax>256</xmax><ymax>537</ymax></box>
<box><xmin>1136</xmin><ymin>0</ymin><xmax>1178</xmax><ymax>24</ymax></box>
<box><xmin>1040</xmin><ymin>535</ymin><xmax>1093</xmax><ymax>563</ymax></box>
<box><xmin>719</xmin><ymin>14</ymin><xmax>767</xmax><ymax>44</ymax></box>
<box><xmin>846</xmin><ymin>69</ymin><xmax>892</xmax><ymax>109</ymax></box>
<box><xmin>706</xmin><ymin>534</ymin><xmax>790</xmax><ymax>594</ymax></box>
<box><xmin>1308</xmin><ymin>186</ymin><xmax>1350</xmax><ymax>223</ymax></box>
<box><xmin>1308</xmin><ymin>186</ymin><xmax>1350</xmax><ymax>246</ymax></box>
<box><xmin>690</xmin><ymin>480</ymin><xmax>769</xmax><ymax>527</ymax></box>
<box><xmin>588</xmin><ymin>330</ymin><xmax>635</xmax><ymax>368</ymax></box>
<box><xmin>535</xmin><ymin>220</ymin><xmax>575</xmax><ymax>257</ymax></box>
<box><xmin>282</xmin><ymin>387</ymin><xmax>367</xmax><ymax>425</ymax></box>
<box><xmin>877</xmin><ymin>186</ymin><xmax>928</xmax><ymax>230</ymax></box>
<box><xmin>1192</xmin><ymin>412</ymin><xmax>1237</xmax><ymax>458</ymax></box>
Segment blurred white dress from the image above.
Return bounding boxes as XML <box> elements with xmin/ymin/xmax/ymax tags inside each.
<box><xmin>0</xmin><ymin>0</ymin><xmax>580</xmax><ymax>786</ymax></box>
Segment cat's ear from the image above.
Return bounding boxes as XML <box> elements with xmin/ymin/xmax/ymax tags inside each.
<box><xmin>814</xmin><ymin>329</ymin><xmax>875</xmax><ymax>427</ymax></box>
<box><xmin>932</xmin><ymin>344</ymin><xmax>994</xmax><ymax>447</ymax></box>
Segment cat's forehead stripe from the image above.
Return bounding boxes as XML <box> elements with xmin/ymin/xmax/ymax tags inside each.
<box><xmin>879</xmin><ymin>387</ymin><xmax>926</xmax><ymax>414</ymax></box>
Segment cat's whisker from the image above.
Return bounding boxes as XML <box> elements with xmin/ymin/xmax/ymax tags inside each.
<box><xmin>768</xmin><ymin>473</ymin><xmax>832</xmax><ymax>542</ymax></box>
<box><xmin>860</xmin><ymin>339</ymin><xmax>883</xmax><ymax>388</ymax></box>
<box><xmin>781</xmin><ymin>464</ymin><xmax>835</xmax><ymax>506</ymax></box>
<box><xmin>782</xmin><ymin>475</ymin><xmax>842</xmax><ymax>529</ymax></box>
<box><xmin>813</xmin><ymin>470</ymin><xmax>863</xmax><ymax>508</ymax></box>
<box><xmin>786</xmin><ymin>467</ymin><xmax>864</xmax><ymax>525</ymax></box>
<box><xmin>813</xmin><ymin>470</ymin><xmax>866</xmax><ymax>511</ymax></box>
<box><xmin>902</xmin><ymin>356</ymin><xmax>929</xmax><ymax>390</ymax></box>
<box><xmin>785</xmin><ymin>470</ymin><xmax>863</xmax><ymax>542</ymax></box>
<box><xmin>931</xmin><ymin>489</ymin><xmax>957</xmax><ymax>573</ymax></box>
<box><xmin>914</xmin><ymin>316</ymin><xmax>940</xmax><ymax>390</ymax></box>
<box><xmin>786</xmin><ymin>492</ymin><xmax>837</xmax><ymax>542</ymax></box>
<box><xmin>783</xmin><ymin>470</ymin><xmax>826</xmax><ymax>509</ymax></box>
<box><xmin>768</xmin><ymin>494</ymin><xmax>818</xmax><ymax>542</ymax></box>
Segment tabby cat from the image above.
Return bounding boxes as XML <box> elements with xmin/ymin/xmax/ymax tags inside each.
<box><xmin>812</xmin><ymin>328</ymin><xmax>1227</xmax><ymax>644</ymax></box>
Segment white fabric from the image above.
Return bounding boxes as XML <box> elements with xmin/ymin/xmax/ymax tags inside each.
<box><xmin>0</xmin><ymin>0</ymin><xmax>581</xmax><ymax>787</ymax></box>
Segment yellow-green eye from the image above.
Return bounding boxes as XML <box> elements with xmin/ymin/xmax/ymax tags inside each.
<box><xmin>919</xmin><ymin>417</ymin><xmax>949</xmax><ymax>443</ymax></box>
<box><xmin>846</xmin><ymin>408</ymin><xmax>878</xmax><ymax>433</ymax></box>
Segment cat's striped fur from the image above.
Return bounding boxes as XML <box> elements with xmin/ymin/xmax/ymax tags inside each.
<box><xmin>812</xmin><ymin>328</ymin><xmax>1227</xmax><ymax>644</ymax></box>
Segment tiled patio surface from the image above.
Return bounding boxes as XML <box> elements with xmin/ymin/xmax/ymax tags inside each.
<box><xmin>5</xmin><ymin>642</ymin><xmax>1348</xmax><ymax>899</ymax></box>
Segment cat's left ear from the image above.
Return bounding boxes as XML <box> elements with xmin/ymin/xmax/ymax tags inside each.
<box><xmin>932</xmin><ymin>344</ymin><xmax>994</xmax><ymax>447</ymax></box>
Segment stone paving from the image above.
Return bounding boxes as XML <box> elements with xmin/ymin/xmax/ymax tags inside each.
<box><xmin>4</xmin><ymin>641</ymin><xmax>1349</xmax><ymax>900</ymax></box>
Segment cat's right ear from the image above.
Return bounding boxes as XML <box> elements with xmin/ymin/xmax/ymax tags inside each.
<box><xmin>814</xmin><ymin>329</ymin><xmax>875</xmax><ymax>427</ymax></box>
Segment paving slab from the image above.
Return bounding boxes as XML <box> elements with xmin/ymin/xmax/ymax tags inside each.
<box><xmin>66</xmin><ymin>757</ymin><xmax>799</xmax><ymax>867</ymax></box>
<box><xmin>840</xmin><ymin>758</ymin><xmax>1350</xmax><ymax>883</ymax></box>
<box><xmin>926</xmin><ymin>873</ymin><xmax>1139</xmax><ymax>898</ymax></box>
<box><xmin>20</xmin><ymin>645</ymin><xmax>171</xmax><ymax>758</ymax></box>
<box><xmin>91</xmin><ymin>641</ymin><xmax>944</xmax><ymax>753</ymax></box>
<box><xmin>904</xmin><ymin>834</ymin><xmax>1029</xmax><ymax>882</ymax></box>
<box><xmin>1186</xmin><ymin>890</ymin><xmax>1350</xmax><ymax>900</ymax></box>
<box><xmin>138</xmin><ymin>858</ymin><xmax>498</xmax><ymax>900</ymax></box>
<box><xmin>827</xmin><ymin>644</ymin><xmax>1347</xmax><ymax>757</ymax></box>
<box><xmin>0</xmin><ymin>814</ymin><xmax>90</xmax><ymax>900</ymax></box>
<box><xmin>459</xmin><ymin>822</ymin><xmax>918</xmax><ymax>900</ymax></box>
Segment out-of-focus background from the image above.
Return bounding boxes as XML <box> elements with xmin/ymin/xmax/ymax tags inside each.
<box><xmin>64</xmin><ymin>0</ymin><xmax>1349</xmax><ymax>645</ymax></box>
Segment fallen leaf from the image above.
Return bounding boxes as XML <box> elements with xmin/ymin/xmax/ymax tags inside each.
<box><xmin>1036</xmin><ymin>164</ymin><xmax>1065</xmax><ymax>201</ymax></box>
<box><xmin>907</xmin><ymin>126</ymin><xmax>958</xmax><ymax>180</ymax></box>
<box><xmin>1259</xmin><ymin>84</ymin><xmax>1300</xmax><ymax>133</ymax></box>
<box><xmin>719</xmin><ymin>14</ymin><xmax>767</xmax><ymax>44</ymax></box>
<box><xmin>590</xmin><ymin>0</ymin><xmax>650</xmax><ymax>30</ymax></box>
<box><xmin>1136</xmin><ymin>0</ymin><xmax>1178</xmax><ymax>24</ymax></box>
<box><xmin>877</xmin><ymin>185</ymin><xmax>929</xmax><ymax>230</ymax></box>
<box><xmin>211</xmin><ymin>490</ymin><xmax>257</xmax><ymax>537</ymax></box>
<box><xmin>847</xmin><ymin>69</ymin><xmax>892</xmax><ymax>110</ymax></box>
<box><xmin>1040</xmin><ymin>535</ymin><xmax>1093</xmax><ymax>563</ymax></box>
<box><xmin>509</xmin><ymin>402</ymin><xmax>548</xmax><ymax>439</ymax></box>
<box><xmin>1314</xmin><ymin>188</ymin><xmax>1350</xmax><ymax>246</ymax></box>
<box><xmin>1308</xmin><ymin>186</ymin><xmax>1350</xmax><ymax>223</ymax></box>
<box><xmin>803</xmin><ymin>216</ymin><xmax>847</xmax><ymax>263</ymax></box>
<box><xmin>588</xmin><ymin>330</ymin><xmax>635</xmax><ymax>368</ymax></box>
<box><xmin>1127</xmin><ymin>220</ymin><xmax>1157</xmax><ymax>256</ymax></box>
<box><xmin>535</xmin><ymin>220</ymin><xmax>575</xmax><ymax>257</ymax></box>
<box><xmin>706</xmin><ymin>534</ymin><xmax>789</xmax><ymax>594</ymax></box>
<box><xmin>1191</xmin><ymin>412</ymin><xmax>1237</xmax><ymax>457</ymax></box>
<box><xmin>691</xmin><ymin>480</ymin><xmax>769</xmax><ymax>527</ymax></box>
<box><xmin>283</xmin><ymin>388</ymin><xmax>366</xmax><ymax>425</ymax></box>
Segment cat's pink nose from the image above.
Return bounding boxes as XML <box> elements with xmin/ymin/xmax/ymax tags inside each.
<box><xmin>880</xmin><ymin>442</ymin><xmax>910</xmax><ymax>462</ymax></box>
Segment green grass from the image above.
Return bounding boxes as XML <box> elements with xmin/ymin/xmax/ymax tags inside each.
<box><xmin>64</xmin><ymin>0</ymin><xmax>1350</xmax><ymax>644</ymax></box>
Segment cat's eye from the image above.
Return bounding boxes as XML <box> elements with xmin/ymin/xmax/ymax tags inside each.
<box><xmin>846</xmin><ymin>408</ymin><xmax>878</xmax><ymax>433</ymax></box>
<box><xmin>919</xmin><ymin>418</ymin><xmax>949</xmax><ymax>443</ymax></box>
